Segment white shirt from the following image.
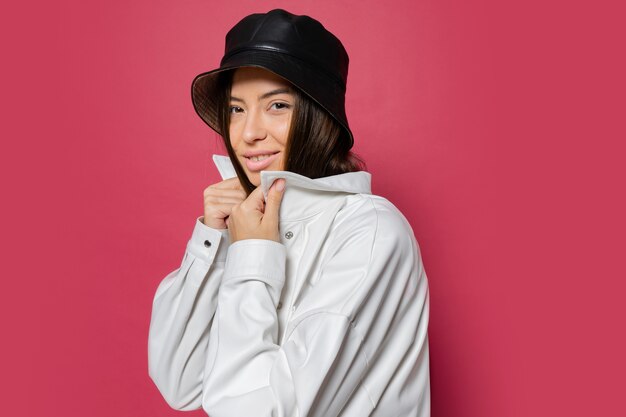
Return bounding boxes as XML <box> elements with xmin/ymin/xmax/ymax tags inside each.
<box><xmin>148</xmin><ymin>156</ymin><xmax>430</xmax><ymax>416</ymax></box>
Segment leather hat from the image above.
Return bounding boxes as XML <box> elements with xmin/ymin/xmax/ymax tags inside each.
<box><xmin>191</xmin><ymin>9</ymin><xmax>353</xmax><ymax>147</ymax></box>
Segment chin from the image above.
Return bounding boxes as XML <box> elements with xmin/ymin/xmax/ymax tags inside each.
<box><xmin>246</xmin><ymin>172</ymin><xmax>261</xmax><ymax>187</ymax></box>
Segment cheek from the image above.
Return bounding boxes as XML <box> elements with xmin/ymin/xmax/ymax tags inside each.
<box><xmin>275</xmin><ymin>119</ymin><xmax>291</xmax><ymax>148</ymax></box>
<box><xmin>228</xmin><ymin>123</ymin><xmax>241</xmax><ymax>151</ymax></box>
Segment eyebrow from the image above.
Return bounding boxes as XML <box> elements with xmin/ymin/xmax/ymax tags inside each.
<box><xmin>230</xmin><ymin>87</ymin><xmax>293</xmax><ymax>102</ymax></box>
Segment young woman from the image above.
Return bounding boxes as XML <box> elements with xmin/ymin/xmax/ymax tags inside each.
<box><xmin>148</xmin><ymin>9</ymin><xmax>430</xmax><ymax>417</ymax></box>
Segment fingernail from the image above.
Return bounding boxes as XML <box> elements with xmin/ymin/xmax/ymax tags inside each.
<box><xmin>276</xmin><ymin>178</ymin><xmax>285</xmax><ymax>192</ymax></box>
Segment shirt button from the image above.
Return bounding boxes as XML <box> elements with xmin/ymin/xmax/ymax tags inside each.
<box><xmin>203</xmin><ymin>240</ymin><xmax>212</xmax><ymax>248</ymax></box>
<box><xmin>291</xmin><ymin>306</ymin><xmax>296</xmax><ymax>313</ymax></box>
<box><xmin>285</xmin><ymin>231</ymin><xmax>293</xmax><ymax>239</ymax></box>
<box><xmin>277</xmin><ymin>301</ymin><xmax>283</xmax><ymax>310</ymax></box>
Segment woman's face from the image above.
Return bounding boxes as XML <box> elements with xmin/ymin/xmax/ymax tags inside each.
<box><xmin>229</xmin><ymin>67</ymin><xmax>295</xmax><ymax>186</ymax></box>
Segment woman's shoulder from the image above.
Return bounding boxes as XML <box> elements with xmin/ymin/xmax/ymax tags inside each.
<box><xmin>337</xmin><ymin>192</ymin><xmax>418</xmax><ymax>249</ymax></box>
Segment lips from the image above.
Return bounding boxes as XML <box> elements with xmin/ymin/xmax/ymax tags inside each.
<box><xmin>249</xmin><ymin>154</ymin><xmax>274</xmax><ymax>162</ymax></box>
<box><xmin>243</xmin><ymin>151</ymin><xmax>280</xmax><ymax>172</ymax></box>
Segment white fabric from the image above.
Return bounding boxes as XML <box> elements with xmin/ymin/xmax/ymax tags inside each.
<box><xmin>148</xmin><ymin>156</ymin><xmax>430</xmax><ymax>416</ymax></box>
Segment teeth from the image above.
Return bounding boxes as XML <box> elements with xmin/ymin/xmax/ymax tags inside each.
<box><xmin>250</xmin><ymin>154</ymin><xmax>272</xmax><ymax>162</ymax></box>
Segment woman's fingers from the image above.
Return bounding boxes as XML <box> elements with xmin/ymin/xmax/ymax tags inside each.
<box><xmin>229</xmin><ymin>179</ymin><xmax>286</xmax><ymax>242</ymax></box>
<box><xmin>209</xmin><ymin>177</ymin><xmax>244</xmax><ymax>190</ymax></box>
<box><xmin>204</xmin><ymin>192</ymin><xmax>247</xmax><ymax>205</ymax></box>
<box><xmin>203</xmin><ymin>203</ymin><xmax>238</xmax><ymax>229</ymax></box>
<box><xmin>239</xmin><ymin>186</ymin><xmax>266</xmax><ymax>212</ymax></box>
<box><xmin>263</xmin><ymin>179</ymin><xmax>286</xmax><ymax>229</ymax></box>
<box><xmin>204</xmin><ymin>187</ymin><xmax>246</xmax><ymax>201</ymax></box>
<box><xmin>203</xmin><ymin>177</ymin><xmax>246</xmax><ymax>229</ymax></box>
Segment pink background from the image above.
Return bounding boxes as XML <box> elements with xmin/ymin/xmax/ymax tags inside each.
<box><xmin>2</xmin><ymin>0</ymin><xmax>625</xmax><ymax>416</ymax></box>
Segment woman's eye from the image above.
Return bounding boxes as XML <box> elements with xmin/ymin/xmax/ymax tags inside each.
<box><xmin>270</xmin><ymin>102</ymin><xmax>290</xmax><ymax>111</ymax></box>
<box><xmin>229</xmin><ymin>106</ymin><xmax>243</xmax><ymax>114</ymax></box>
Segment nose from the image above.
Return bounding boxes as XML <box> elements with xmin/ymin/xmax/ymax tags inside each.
<box><xmin>241</xmin><ymin>108</ymin><xmax>267</xmax><ymax>143</ymax></box>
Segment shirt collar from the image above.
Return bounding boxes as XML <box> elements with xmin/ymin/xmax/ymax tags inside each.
<box><xmin>212</xmin><ymin>155</ymin><xmax>371</xmax><ymax>221</ymax></box>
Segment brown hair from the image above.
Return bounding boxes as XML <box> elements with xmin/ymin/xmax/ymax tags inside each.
<box><xmin>214</xmin><ymin>70</ymin><xmax>364</xmax><ymax>194</ymax></box>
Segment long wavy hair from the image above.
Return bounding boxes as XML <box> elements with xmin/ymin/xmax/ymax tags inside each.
<box><xmin>214</xmin><ymin>70</ymin><xmax>364</xmax><ymax>194</ymax></box>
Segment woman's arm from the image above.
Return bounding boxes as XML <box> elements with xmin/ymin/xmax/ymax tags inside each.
<box><xmin>148</xmin><ymin>177</ymin><xmax>245</xmax><ymax>409</ymax></box>
<box><xmin>201</xmin><ymin>197</ymin><xmax>429</xmax><ymax>417</ymax></box>
<box><xmin>147</xmin><ymin>217</ymin><xmax>228</xmax><ymax>410</ymax></box>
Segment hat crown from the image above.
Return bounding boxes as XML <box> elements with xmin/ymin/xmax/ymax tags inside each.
<box><xmin>223</xmin><ymin>9</ymin><xmax>349</xmax><ymax>87</ymax></box>
<box><xmin>191</xmin><ymin>9</ymin><xmax>354</xmax><ymax>148</ymax></box>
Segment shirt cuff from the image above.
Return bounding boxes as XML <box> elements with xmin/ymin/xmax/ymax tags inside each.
<box><xmin>223</xmin><ymin>239</ymin><xmax>286</xmax><ymax>284</ymax></box>
<box><xmin>187</xmin><ymin>216</ymin><xmax>230</xmax><ymax>264</ymax></box>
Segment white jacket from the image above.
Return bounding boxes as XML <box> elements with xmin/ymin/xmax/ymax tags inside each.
<box><xmin>148</xmin><ymin>156</ymin><xmax>430</xmax><ymax>417</ymax></box>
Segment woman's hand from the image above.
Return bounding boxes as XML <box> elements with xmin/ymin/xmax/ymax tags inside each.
<box><xmin>203</xmin><ymin>177</ymin><xmax>247</xmax><ymax>229</ymax></box>
<box><xmin>228</xmin><ymin>179</ymin><xmax>286</xmax><ymax>243</ymax></box>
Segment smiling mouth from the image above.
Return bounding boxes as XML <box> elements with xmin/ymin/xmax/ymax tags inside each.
<box><xmin>247</xmin><ymin>154</ymin><xmax>276</xmax><ymax>162</ymax></box>
<box><xmin>242</xmin><ymin>152</ymin><xmax>280</xmax><ymax>172</ymax></box>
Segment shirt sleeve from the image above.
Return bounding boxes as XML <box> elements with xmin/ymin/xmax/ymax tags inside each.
<box><xmin>148</xmin><ymin>216</ymin><xmax>229</xmax><ymax>410</ymax></box>
<box><xmin>200</xmin><ymin>204</ymin><xmax>429</xmax><ymax>417</ymax></box>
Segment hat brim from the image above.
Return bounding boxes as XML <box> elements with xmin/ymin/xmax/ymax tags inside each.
<box><xmin>191</xmin><ymin>49</ymin><xmax>353</xmax><ymax>147</ymax></box>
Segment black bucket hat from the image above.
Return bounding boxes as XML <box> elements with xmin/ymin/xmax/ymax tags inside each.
<box><xmin>191</xmin><ymin>9</ymin><xmax>353</xmax><ymax>147</ymax></box>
